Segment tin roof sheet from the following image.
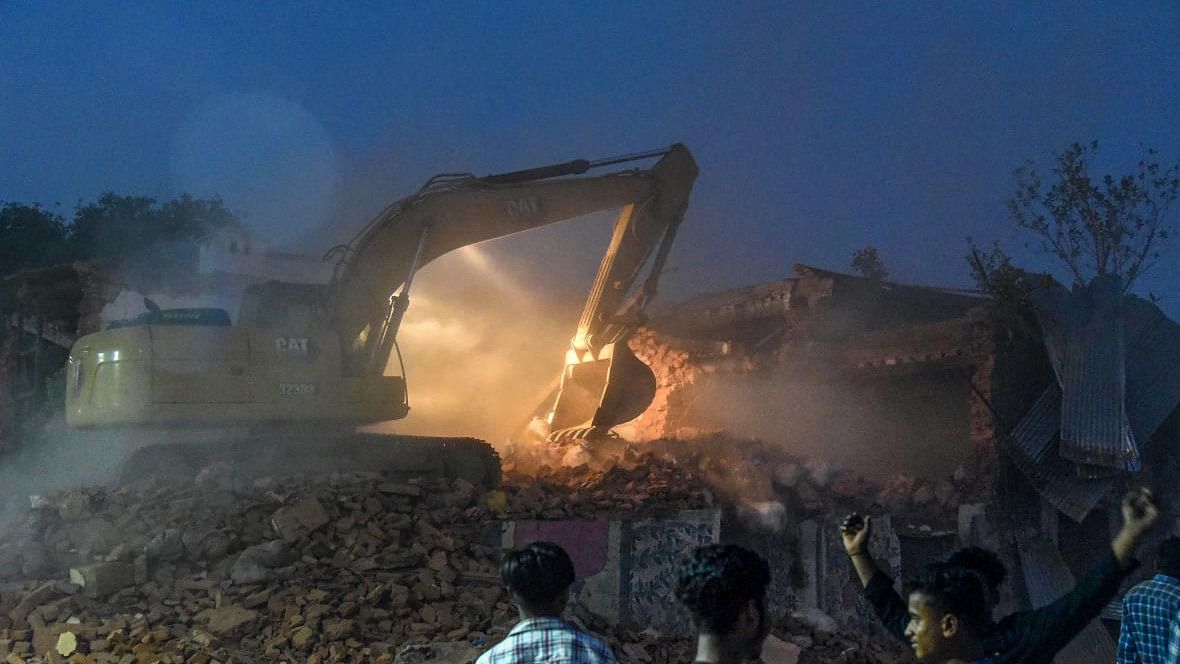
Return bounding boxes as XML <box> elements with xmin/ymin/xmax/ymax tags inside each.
<box><xmin>1005</xmin><ymin>386</ymin><xmax>1115</xmax><ymax>521</ymax></box>
<box><xmin>1123</xmin><ymin>296</ymin><xmax>1180</xmax><ymax>447</ymax></box>
<box><xmin>1032</xmin><ymin>277</ymin><xmax>1137</xmax><ymax>471</ymax></box>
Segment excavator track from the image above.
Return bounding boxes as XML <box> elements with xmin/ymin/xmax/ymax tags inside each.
<box><xmin>64</xmin><ymin>430</ymin><xmax>500</xmax><ymax>489</ymax></box>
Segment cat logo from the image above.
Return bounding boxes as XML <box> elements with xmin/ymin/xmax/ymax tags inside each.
<box><xmin>507</xmin><ymin>196</ymin><xmax>541</xmax><ymax>221</ymax></box>
<box><xmin>274</xmin><ymin>337</ymin><xmax>310</xmax><ymax>354</ymax></box>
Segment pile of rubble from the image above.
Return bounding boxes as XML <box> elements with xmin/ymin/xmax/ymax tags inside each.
<box><xmin>0</xmin><ymin>435</ymin><xmax>931</xmax><ymax>664</ymax></box>
<box><xmin>507</xmin><ymin>433</ymin><xmax>981</xmax><ymax>532</ymax></box>
<box><xmin>1</xmin><ymin>472</ymin><xmax>514</xmax><ymax>663</ymax></box>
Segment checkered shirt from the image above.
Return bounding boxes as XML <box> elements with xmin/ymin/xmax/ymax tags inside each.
<box><xmin>1118</xmin><ymin>574</ymin><xmax>1180</xmax><ymax>664</ymax></box>
<box><xmin>475</xmin><ymin>617</ymin><xmax>617</xmax><ymax>664</ymax></box>
<box><xmin>1168</xmin><ymin>617</ymin><xmax>1180</xmax><ymax>662</ymax></box>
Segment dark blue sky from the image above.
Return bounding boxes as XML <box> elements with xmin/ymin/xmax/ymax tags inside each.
<box><xmin>4</xmin><ymin>1</ymin><xmax>1179</xmax><ymax>316</ymax></box>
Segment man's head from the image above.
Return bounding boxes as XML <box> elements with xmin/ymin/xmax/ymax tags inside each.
<box><xmin>1158</xmin><ymin>537</ymin><xmax>1180</xmax><ymax>579</ymax></box>
<box><xmin>946</xmin><ymin>546</ymin><xmax>1007</xmax><ymax>611</ymax></box>
<box><xmin>675</xmin><ymin>544</ymin><xmax>771</xmax><ymax>659</ymax></box>
<box><xmin>501</xmin><ymin>541</ymin><xmax>576</xmax><ymax>617</ymax></box>
<box><xmin>904</xmin><ymin>562</ymin><xmax>990</xmax><ymax>663</ymax></box>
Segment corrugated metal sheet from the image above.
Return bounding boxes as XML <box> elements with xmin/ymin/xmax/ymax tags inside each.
<box><xmin>1124</xmin><ymin>297</ymin><xmax>1180</xmax><ymax>447</ymax></box>
<box><xmin>1006</xmin><ymin>386</ymin><xmax>1061</xmax><ymax>471</ymax></box>
<box><xmin>1013</xmin><ymin>288</ymin><xmax>1180</xmax><ymax>520</ymax></box>
<box><xmin>1005</xmin><ymin>386</ymin><xmax>1115</xmax><ymax>521</ymax></box>
<box><xmin>1033</xmin><ymin>277</ymin><xmax>1138</xmax><ymax>472</ymax></box>
<box><xmin>1016</xmin><ymin>536</ymin><xmax>1117</xmax><ymax>664</ymax></box>
<box><xmin>1031</xmin><ymin>283</ymin><xmax>1069</xmax><ymax>383</ymax></box>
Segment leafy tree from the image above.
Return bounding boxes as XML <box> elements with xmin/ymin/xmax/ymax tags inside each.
<box><xmin>851</xmin><ymin>246</ymin><xmax>889</xmax><ymax>281</ymax></box>
<box><xmin>1007</xmin><ymin>141</ymin><xmax>1179</xmax><ymax>292</ymax></box>
<box><xmin>68</xmin><ymin>193</ymin><xmax>242</xmax><ymax>261</ymax></box>
<box><xmin>0</xmin><ymin>202</ymin><xmax>71</xmax><ymax>277</ymax></box>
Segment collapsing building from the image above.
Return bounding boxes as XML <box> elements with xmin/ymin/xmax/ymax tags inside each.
<box><xmin>628</xmin><ymin>264</ymin><xmax>1180</xmax><ymax>661</ymax></box>
<box><xmin>631</xmin><ymin>264</ymin><xmax>996</xmax><ymax>482</ymax></box>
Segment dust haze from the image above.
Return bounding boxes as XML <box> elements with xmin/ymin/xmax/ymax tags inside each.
<box><xmin>371</xmin><ymin>216</ymin><xmax>615</xmax><ymax>445</ymax></box>
<box><xmin>681</xmin><ymin>367</ymin><xmax>972</xmax><ymax>482</ymax></box>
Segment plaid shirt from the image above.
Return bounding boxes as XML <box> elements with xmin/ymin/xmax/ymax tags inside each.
<box><xmin>1168</xmin><ymin>617</ymin><xmax>1180</xmax><ymax>662</ymax></box>
<box><xmin>1117</xmin><ymin>574</ymin><xmax>1180</xmax><ymax>664</ymax></box>
<box><xmin>476</xmin><ymin>617</ymin><xmax>617</xmax><ymax>664</ymax></box>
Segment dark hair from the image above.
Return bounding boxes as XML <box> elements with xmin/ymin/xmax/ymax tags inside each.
<box><xmin>501</xmin><ymin>541</ymin><xmax>576</xmax><ymax>605</ymax></box>
<box><xmin>1159</xmin><ymin>537</ymin><xmax>1180</xmax><ymax>578</ymax></box>
<box><xmin>906</xmin><ymin>562</ymin><xmax>991</xmax><ymax>635</ymax></box>
<box><xmin>946</xmin><ymin>546</ymin><xmax>1007</xmax><ymax>591</ymax></box>
<box><xmin>675</xmin><ymin>544</ymin><xmax>771</xmax><ymax>635</ymax></box>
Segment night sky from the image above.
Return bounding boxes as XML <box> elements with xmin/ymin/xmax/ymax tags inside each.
<box><xmin>4</xmin><ymin>2</ymin><xmax>1179</xmax><ymax>317</ymax></box>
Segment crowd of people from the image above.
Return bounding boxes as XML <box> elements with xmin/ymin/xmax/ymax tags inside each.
<box><xmin>475</xmin><ymin>487</ymin><xmax>1177</xmax><ymax>664</ymax></box>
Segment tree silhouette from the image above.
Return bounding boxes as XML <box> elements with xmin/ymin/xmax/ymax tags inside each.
<box><xmin>1007</xmin><ymin>141</ymin><xmax>1178</xmax><ymax>292</ymax></box>
<box><xmin>851</xmin><ymin>246</ymin><xmax>889</xmax><ymax>281</ymax></box>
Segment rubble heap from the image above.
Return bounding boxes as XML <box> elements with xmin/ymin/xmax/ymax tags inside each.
<box><xmin>2</xmin><ymin>473</ymin><xmax>514</xmax><ymax>663</ymax></box>
<box><xmin>0</xmin><ymin>434</ymin><xmax>934</xmax><ymax>664</ymax></box>
<box><xmin>507</xmin><ymin>434</ymin><xmax>981</xmax><ymax>532</ymax></box>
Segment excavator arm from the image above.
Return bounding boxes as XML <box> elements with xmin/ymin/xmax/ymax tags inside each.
<box><xmin>327</xmin><ymin>144</ymin><xmax>698</xmax><ymax>440</ymax></box>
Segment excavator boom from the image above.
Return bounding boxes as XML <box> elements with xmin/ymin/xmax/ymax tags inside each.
<box><xmin>327</xmin><ymin>144</ymin><xmax>697</xmax><ymax>441</ymax></box>
<box><xmin>328</xmin><ymin>144</ymin><xmax>698</xmax><ymax>382</ymax></box>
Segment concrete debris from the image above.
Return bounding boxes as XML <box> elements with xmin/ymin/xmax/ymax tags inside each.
<box><xmin>52</xmin><ymin>632</ymin><xmax>75</xmax><ymax>657</ymax></box>
<box><xmin>0</xmin><ymin>434</ymin><xmax>920</xmax><ymax>664</ymax></box>
<box><xmin>68</xmin><ymin>563</ymin><xmax>133</xmax><ymax>599</ymax></box>
<box><xmin>271</xmin><ymin>496</ymin><xmax>330</xmax><ymax>540</ymax></box>
<box><xmin>230</xmin><ymin>540</ymin><xmax>296</xmax><ymax>585</ymax></box>
<box><xmin>761</xmin><ymin>635</ymin><xmax>802</xmax><ymax>664</ymax></box>
<box><xmin>200</xmin><ymin>605</ymin><xmax>261</xmax><ymax>638</ymax></box>
<box><xmin>143</xmin><ymin>529</ymin><xmax>184</xmax><ymax>563</ymax></box>
<box><xmin>394</xmin><ymin>641</ymin><xmax>482</xmax><ymax>664</ymax></box>
<box><xmin>506</xmin><ymin>434</ymin><xmax>978</xmax><ymax>533</ymax></box>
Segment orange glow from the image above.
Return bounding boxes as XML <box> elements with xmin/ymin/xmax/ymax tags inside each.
<box><xmin>375</xmin><ymin>242</ymin><xmax>579</xmax><ymax>448</ymax></box>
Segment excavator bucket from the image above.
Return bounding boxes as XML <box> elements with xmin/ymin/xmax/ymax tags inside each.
<box><xmin>547</xmin><ymin>340</ymin><xmax>657</xmax><ymax>443</ymax></box>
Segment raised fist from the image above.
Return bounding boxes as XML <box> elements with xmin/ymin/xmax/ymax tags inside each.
<box><xmin>1121</xmin><ymin>487</ymin><xmax>1160</xmax><ymax>536</ymax></box>
<box><xmin>841</xmin><ymin>512</ymin><xmax>871</xmax><ymax>556</ymax></box>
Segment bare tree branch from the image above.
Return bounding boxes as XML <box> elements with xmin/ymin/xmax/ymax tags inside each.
<box><xmin>1004</xmin><ymin>141</ymin><xmax>1178</xmax><ymax>292</ymax></box>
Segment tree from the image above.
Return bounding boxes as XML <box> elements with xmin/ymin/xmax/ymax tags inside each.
<box><xmin>966</xmin><ymin>241</ymin><xmax>1044</xmax><ymax>338</ymax></box>
<box><xmin>1007</xmin><ymin>141</ymin><xmax>1179</xmax><ymax>292</ymax></box>
<box><xmin>0</xmin><ymin>202</ymin><xmax>71</xmax><ymax>277</ymax></box>
<box><xmin>851</xmin><ymin>246</ymin><xmax>889</xmax><ymax>281</ymax></box>
<box><xmin>68</xmin><ymin>193</ymin><xmax>242</xmax><ymax>261</ymax></box>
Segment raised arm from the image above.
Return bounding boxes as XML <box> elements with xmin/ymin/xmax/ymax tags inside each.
<box><xmin>841</xmin><ymin>513</ymin><xmax>909</xmax><ymax>643</ymax></box>
<box><xmin>1007</xmin><ymin>488</ymin><xmax>1159</xmax><ymax>662</ymax></box>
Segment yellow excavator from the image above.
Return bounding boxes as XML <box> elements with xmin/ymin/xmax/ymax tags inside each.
<box><xmin>64</xmin><ymin>144</ymin><xmax>698</xmax><ymax>485</ymax></box>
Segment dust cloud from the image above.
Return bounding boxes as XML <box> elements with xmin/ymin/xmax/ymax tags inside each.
<box><xmin>681</xmin><ymin>367</ymin><xmax>972</xmax><ymax>482</ymax></box>
<box><xmin>373</xmin><ymin>225</ymin><xmax>607</xmax><ymax>445</ymax></box>
<box><xmin>0</xmin><ymin>417</ymin><xmax>152</xmax><ymax>528</ymax></box>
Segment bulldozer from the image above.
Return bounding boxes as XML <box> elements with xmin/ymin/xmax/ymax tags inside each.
<box><xmin>63</xmin><ymin>144</ymin><xmax>699</xmax><ymax>486</ymax></box>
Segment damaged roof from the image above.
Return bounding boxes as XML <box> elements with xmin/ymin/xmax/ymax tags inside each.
<box><xmin>1008</xmin><ymin>278</ymin><xmax>1180</xmax><ymax>520</ymax></box>
<box><xmin>651</xmin><ymin>264</ymin><xmax>987</xmax><ymax>362</ymax></box>
<box><xmin>1006</xmin><ymin>384</ymin><xmax>1117</xmax><ymax>521</ymax></box>
<box><xmin>1032</xmin><ymin>276</ymin><xmax>1137</xmax><ymax>472</ymax></box>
